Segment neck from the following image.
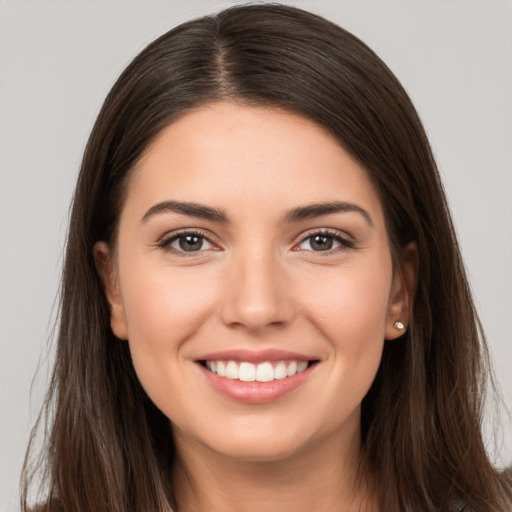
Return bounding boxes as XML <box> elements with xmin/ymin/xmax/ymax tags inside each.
<box><xmin>171</xmin><ymin>423</ymin><xmax>377</xmax><ymax>512</ymax></box>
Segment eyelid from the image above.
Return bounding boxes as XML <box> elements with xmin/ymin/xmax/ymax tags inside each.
<box><xmin>157</xmin><ymin>227</ymin><xmax>355</xmax><ymax>256</ymax></box>
<box><xmin>157</xmin><ymin>228</ymin><xmax>221</xmax><ymax>254</ymax></box>
<box><xmin>294</xmin><ymin>228</ymin><xmax>355</xmax><ymax>253</ymax></box>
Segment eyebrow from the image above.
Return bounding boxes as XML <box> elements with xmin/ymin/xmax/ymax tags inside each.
<box><xmin>141</xmin><ymin>200</ymin><xmax>373</xmax><ymax>226</ymax></box>
<box><xmin>142</xmin><ymin>201</ymin><xmax>230</xmax><ymax>223</ymax></box>
<box><xmin>283</xmin><ymin>201</ymin><xmax>373</xmax><ymax>226</ymax></box>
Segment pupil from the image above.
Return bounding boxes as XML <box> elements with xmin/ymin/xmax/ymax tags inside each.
<box><xmin>179</xmin><ymin>235</ymin><xmax>202</xmax><ymax>251</ymax></box>
<box><xmin>312</xmin><ymin>235</ymin><xmax>333</xmax><ymax>251</ymax></box>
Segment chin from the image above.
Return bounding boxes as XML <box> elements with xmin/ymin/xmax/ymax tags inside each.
<box><xmin>185</xmin><ymin>411</ymin><xmax>347</xmax><ymax>464</ymax></box>
<box><xmin>208</xmin><ymin>435</ymin><xmax>310</xmax><ymax>463</ymax></box>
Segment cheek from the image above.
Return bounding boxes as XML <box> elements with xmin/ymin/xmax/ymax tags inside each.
<box><xmin>118</xmin><ymin>263</ymin><xmax>221</xmax><ymax>419</ymax></box>
<box><xmin>300</xmin><ymin>260</ymin><xmax>392</xmax><ymax>344</ymax></box>
<box><xmin>118</xmin><ymin>260</ymin><xmax>219</xmax><ymax>371</ymax></box>
<box><xmin>298</xmin><ymin>257</ymin><xmax>392</xmax><ymax>399</ymax></box>
<box><xmin>300</xmin><ymin>262</ymin><xmax>391</xmax><ymax>419</ymax></box>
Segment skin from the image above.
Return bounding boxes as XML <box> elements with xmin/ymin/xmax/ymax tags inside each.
<box><xmin>95</xmin><ymin>102</ymin><xmax>416</xmax><ymax>512</ymax></box>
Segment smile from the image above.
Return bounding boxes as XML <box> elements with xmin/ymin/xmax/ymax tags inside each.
<box><xmin>196</xmin><ymin>349</ymin><xmax>319</xmax><ymax>403</ymax></box>
<box><xmin>204</xmin><ymin>360</ymin><xmax>309</xmax><ymax>382</ymax></box>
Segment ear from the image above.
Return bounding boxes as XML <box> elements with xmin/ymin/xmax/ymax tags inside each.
<box><xmin>385</xmin><ymin>242</ymin><xmax>418</xmax><ymax>340</ymax></box>
<box><xmin>93</xmin><ymin>241</ymin><xmax>128</xmax><ymax>340</ymax></box>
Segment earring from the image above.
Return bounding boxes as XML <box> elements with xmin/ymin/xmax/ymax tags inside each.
<box><xmin>393</xmin><ymin>321</ymin><xmax>405</xmax><ymax>330</ymax></box>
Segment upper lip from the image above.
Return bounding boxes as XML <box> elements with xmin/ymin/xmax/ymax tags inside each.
<box><xmin>197</xmin><ymin>349</ymin><xmax>316</xmax><ymax>364</ymax></box>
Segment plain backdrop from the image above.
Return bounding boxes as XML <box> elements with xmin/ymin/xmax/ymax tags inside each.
<box><xmin>1</xmin><ymin>1</ymin><xmax>511</xmax><ymax>509</ymax></box>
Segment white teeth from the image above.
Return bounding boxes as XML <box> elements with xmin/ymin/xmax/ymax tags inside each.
<box><xmin>239</xmin><ymin>362</ymin><xmax>256</xmax><ymax>381</ymax></box>
<box><xmin>225</xmin><ymin>361</ymin><xmax>239</xmax><ymax>380</ymax></box>
<box><xmin>205</xmin><ymin>359</ymin><xmax>311</xmax><ymax>382</ymax></box>
<box><xmin>256</xmin><ymin>362</ymin><xmax>274</xmax><ymax>382</ymax></box>
<box><xmin>216</xmin><ymin>361</ymin><xmax>226</xmax><ymax>377</ymax></box>
<box><xmin>286</xmin><ymin>361</ymin><xmax>297</xmax><ymax>377</ymax></box>
<box><xmin>274</xmin><ymin>361</ymin><xmax>287</xmax><ymax>380</ymax></box>
<box><xmin>297</xmin><ymin>361</ymin><xmax>308</xmax><ymax>373</ymax></box>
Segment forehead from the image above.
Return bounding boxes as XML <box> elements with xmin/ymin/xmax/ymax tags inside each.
<box><xmin>123</xmin><ymin>102</ymin><xmax>385</xmax><ymax>226</ymax></box>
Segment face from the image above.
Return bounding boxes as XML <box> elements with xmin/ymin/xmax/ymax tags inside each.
<box><xmin>96</xmin><ymin>102</ymin><xmax>413</xmax><ymax>463</ymax></box>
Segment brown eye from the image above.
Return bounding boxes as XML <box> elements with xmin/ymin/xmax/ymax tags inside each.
<box><xmin>179</xmin><ymin>234</ymin><xmax>204</xmax><ymax>252</ymax></box>
<box><xmin>309</xmin><ymin>235</ymin><xmax>334</xmax><ymax>251</ymax></box>
<box><xmin>161</xmin><ymin>231</ymin><xmax>215</xmax><ymax>253</ymax></box>
<box><xmin>298</xmin><ymin>231</ymin><xmax>354</xmax><ymax>253</ymax></box>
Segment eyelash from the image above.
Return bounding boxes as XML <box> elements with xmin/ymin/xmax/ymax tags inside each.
<box><xmin>296</xmin><ymin>228</ymin><xmax>355</xmax><ymax>255</ymax></box>
<box><xmin>158</xmin><ymin>229</ymin><xmax>216</xmax><ymax>257</ymax></box>
<box><xmin>158</xmin><ymin>228</ymin><xmax>355</xmax><ymax>256</ymax></box>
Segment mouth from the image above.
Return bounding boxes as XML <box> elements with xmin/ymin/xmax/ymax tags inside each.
<box><xmin>195</xmin><ymin>352</ymin><xmax>320</xmax><ymax>403</ymax></box>
<box><xmin>199</xmin><ymin>359</ymin><xmax>318</xmax><ymax>382</ymax></box>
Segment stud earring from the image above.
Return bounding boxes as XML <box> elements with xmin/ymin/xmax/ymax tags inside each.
<box><xmin>393</xmin><ymin>321</ymin><xmax>405</xmax><ymax>330</ymax></box>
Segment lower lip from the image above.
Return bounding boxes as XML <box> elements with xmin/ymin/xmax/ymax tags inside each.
<box><xmin>198</xmin><ymin>363</ymin><xmax>316</xmax><ymax>403</ymax></box>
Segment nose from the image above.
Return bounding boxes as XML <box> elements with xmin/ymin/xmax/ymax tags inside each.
<box><xmin>219</xmin><ymin>248</ymin><xmax>295</xmax><ymax>334</ymax></box>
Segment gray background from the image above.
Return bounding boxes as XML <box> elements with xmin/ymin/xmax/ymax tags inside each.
<box><xmin>1</xmin><ymin>1</ymin><xmax>511</xmax><ymax>510</ymax></box>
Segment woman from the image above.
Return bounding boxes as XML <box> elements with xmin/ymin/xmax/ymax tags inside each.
<box><xmin>21</xmin><ymin>4</ymin><xmax>512</xmax><ymax>511</ymax></box>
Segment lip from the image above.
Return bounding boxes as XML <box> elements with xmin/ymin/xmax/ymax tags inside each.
<box><xmin>195</xmin><ymin>349</ymin><xmax>319</xmax><ymax>404</ymax></box>
<box><xmin>197</xmin><ymin>348</ymin><xmax>314</xmax><ymax>364</ymax></box>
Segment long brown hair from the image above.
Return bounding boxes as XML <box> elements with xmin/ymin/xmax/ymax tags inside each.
<box><xmin>22</xmin><ymin>4</ymin><xmax>511</xmax><ymax>511</ymax></box>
